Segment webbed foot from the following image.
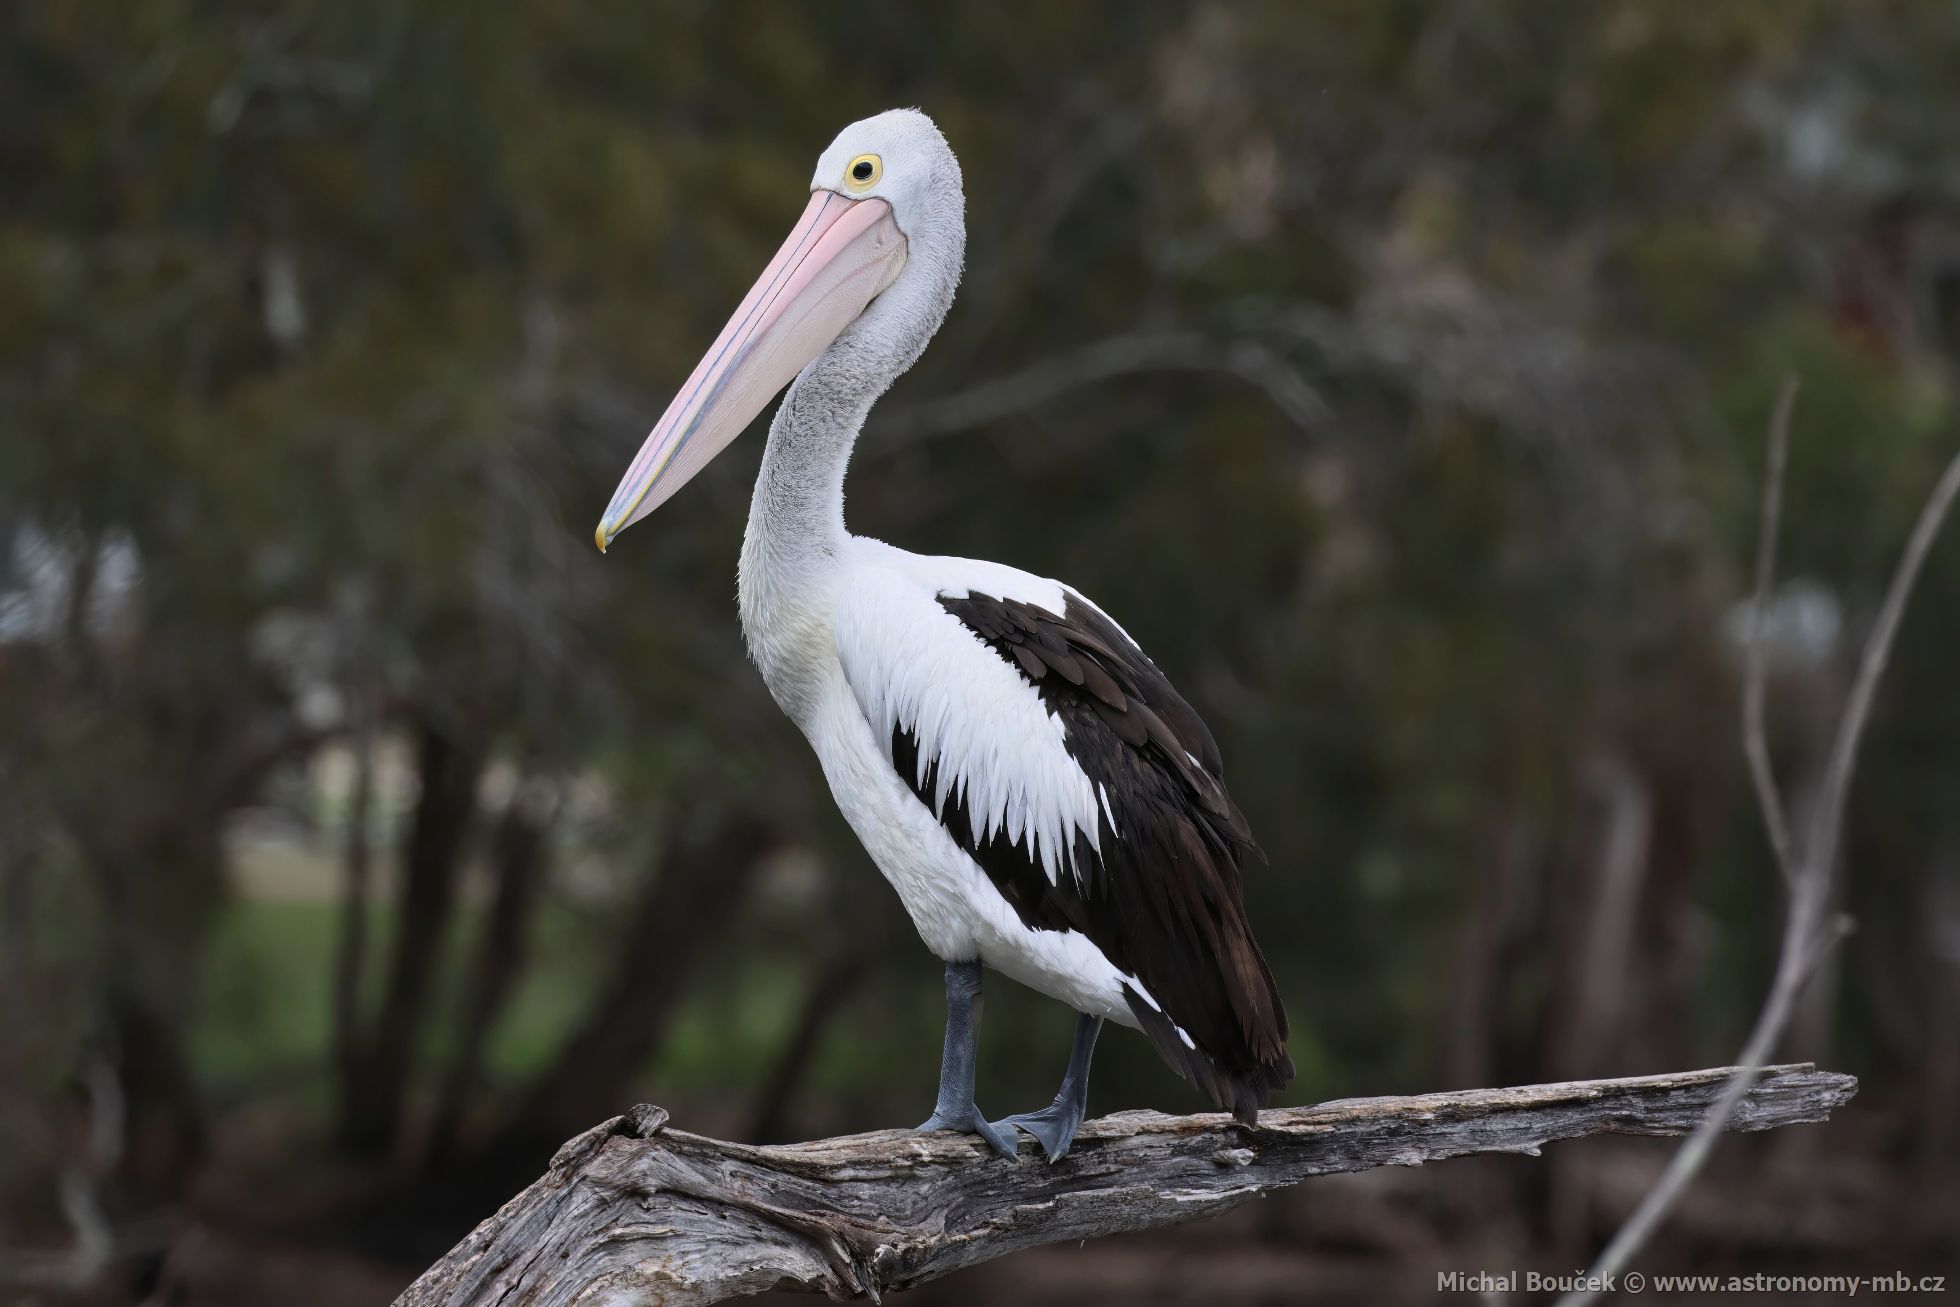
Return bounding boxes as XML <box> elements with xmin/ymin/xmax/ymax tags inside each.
<box><xmin>918</xmin><ymin>1102</ymin><xmax>1017</xmax><ymax>1158</ymax></box>
<box><xmin>993</xmin><ymin>1098</ymin><xmax>1085</xmax><ymax>1162</ymax></box>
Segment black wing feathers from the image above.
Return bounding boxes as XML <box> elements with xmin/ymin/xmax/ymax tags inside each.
<box><xmin>892</xmin><ymin>590</ymin><xmax>1293</xmax><ymax>1123</ymax></box>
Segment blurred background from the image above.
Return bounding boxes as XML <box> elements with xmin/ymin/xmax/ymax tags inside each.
<box><xmin>3</xmin><ymin>2</ymin><xmax>1958</xmax><ymax>1303</ymax></box>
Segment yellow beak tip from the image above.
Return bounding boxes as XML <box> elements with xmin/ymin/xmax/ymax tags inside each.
<box><xmin>594</xmin><ymin>523</ymin><xmax>611</xmax><ymax>554</ymax></box>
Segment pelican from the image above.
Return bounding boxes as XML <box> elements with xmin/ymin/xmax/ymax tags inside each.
<box><xmin>596</xmin><ymin>109</ymin><xmax>1291</xmax><ymax>1160</ymax></box>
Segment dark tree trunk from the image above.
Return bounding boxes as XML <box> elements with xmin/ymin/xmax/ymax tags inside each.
<box><xmin>0</xmin><ymin>797</ymin><xmax>32</xmax><ymax>1013</ymax></box>
<box><xmin>506</xmin><ymin>815</ymin><xmax>776</xmax><ymax>1144</ymax></box>
<box><xmin>745</xmin><ymin>950</ymin><xmax>870</xmax><ymax>1144</ymax></box>
<box><xmin>1439</xmin><ymin>804</ymin><xmax>1538</xmax><ymax>1090</ymax></box>
<box><xmin>331</xmin><ymin>675</ymin><xmax>379</xmax><ymax>1135</ymax></box>
<box><xmin>99</xmin><ymin>982</ymin><xmax>208</xmax><ymax>1203</ymax></box>
<box><xmin>426</xmin><ymin>785</ymin><xmax>557</xmax><ymax>1160</ymax></box>
<box><xmin>339</xmin><ymin>716</ymin><xmax>489</xmax><ymax>1156</ymax></box>
<box><xmin>80</xmin><ymin>822</ymin><xmax>227</xmax><ymax>1207</ymax></box>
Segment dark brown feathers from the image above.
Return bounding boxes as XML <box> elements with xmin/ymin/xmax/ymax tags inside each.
<box><xmin>894</xmin><ymin>589</ymin><xmax>1293</xmax><ymax>1123</ymax></box>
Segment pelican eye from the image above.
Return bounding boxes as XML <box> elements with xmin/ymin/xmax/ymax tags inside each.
<box><xmin>845</xmin><ymin>154</ymin><xmax>882</xmax><ymax>191</ymax></box>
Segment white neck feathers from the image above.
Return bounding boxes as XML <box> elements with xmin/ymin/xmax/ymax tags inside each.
<box><xmin>736</xmin><ymin>188</ymin><xmax>965</xmax><ymax>714</ymax></box>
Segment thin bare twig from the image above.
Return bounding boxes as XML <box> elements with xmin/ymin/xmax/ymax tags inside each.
<box><xmin>1743</xmin><ymin>374</ymin><xmax>1800</xmax><ymax>884</ymax></box>
<box><xmin>1807</xmin><ymin>445</ymin><xmax>1960</xmax><ymax>904</ymax></box>
<box><xmin>1559</xmin><ymin>412</ymin><xmax>1960</xmax><ymax>1305</ymax></box>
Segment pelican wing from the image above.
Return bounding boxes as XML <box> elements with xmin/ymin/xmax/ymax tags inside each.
<box><xmin>834</xmin><ymin>554</ymin><xmax>1293</xmax><ymax>1120</ymax></box>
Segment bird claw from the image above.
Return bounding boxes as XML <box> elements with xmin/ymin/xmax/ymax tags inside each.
<box><xmin>993</xmin><ymin>1100</ymin><xmax>1084</xmax><ymax>1163</ymax></box>
<box><xmin>917</xmin><ymin>1103</ymin><xmax>1018</xmax><ymax>1158</ymax></box>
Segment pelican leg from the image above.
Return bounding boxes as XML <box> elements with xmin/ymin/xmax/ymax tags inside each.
<box><xmin>994</xmin><ymin>1012</ymin><xmax>1102</xmax><ymax>1162</ymax></box>
<box><xmin>916</xmin><ymin>960</ymin><xmax>1015</xmax><ymax>1158</ymax></box>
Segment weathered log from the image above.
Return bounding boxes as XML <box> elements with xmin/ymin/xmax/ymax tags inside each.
<box><xmin>396</xmin><ymin>1063</ymin><xmax>1856</xmax><ymax>1307</ymax></box>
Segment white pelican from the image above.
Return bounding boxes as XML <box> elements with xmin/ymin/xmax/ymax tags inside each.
<box><xmin>596</xmin><ymin>109</ymin><xmax>1291</xmax><ymax>1160</ymax></box>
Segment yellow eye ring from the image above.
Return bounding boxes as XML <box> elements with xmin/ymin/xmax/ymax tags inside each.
<box><xmin>844</xmin><ymin>153</ymin><xmax>882</xmax><ymax>191</ymax></box>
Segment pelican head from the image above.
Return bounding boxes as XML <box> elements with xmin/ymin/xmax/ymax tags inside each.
<box><xmin>595</xmin><ymin>109</ymin><xmax>964</xmax><ymax>552</ymax></box>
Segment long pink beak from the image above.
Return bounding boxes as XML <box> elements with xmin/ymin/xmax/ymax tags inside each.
<box><xmin>595</xmin><ymin>190</ymin><xmax>907</xmax><ymax>551</ymax></box>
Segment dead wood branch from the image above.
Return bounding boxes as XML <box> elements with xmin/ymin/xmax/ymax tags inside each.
<box><xmin>394</xmin><ymin>1063</ymin><xmax>1854</xmax><ymax>1307</ymax></box>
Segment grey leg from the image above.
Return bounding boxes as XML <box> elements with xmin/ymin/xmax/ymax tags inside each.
<box><xmin>916</xmin><ymin>960</ymin><xmax>1014</xmax><ymax>1158</ymax></box>
<box><xmin>994</xmin><ymin>1012</ymin><xmax>1102</xmax><ymax>1162</ymax></box>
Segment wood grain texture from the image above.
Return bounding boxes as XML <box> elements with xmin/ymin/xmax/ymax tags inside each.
<box><xmin>396</xmin><ymin>1063</ymin><xmax>1856</xmax><ymax>1307</ymax></box>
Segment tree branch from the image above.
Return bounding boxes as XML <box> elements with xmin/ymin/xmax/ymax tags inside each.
<box><xmin>867</xmin><ymin>329</ymin><xmax>1328</xmax><ymax>445</ymax></box>
<box><xmin>394</xmin><ymin>1063</ymin><xmax>1854</xmax><ymax>1307</ymax></box>
<box><xmin>1558</xmin><ymin>415</ymin><xmax>1960</xmax><ymax>1305</ymax></box>
<box><xmin>1742</xmin><ymin>373</ymin><xmax>1800</xmax><ymax>885</ymax></box>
